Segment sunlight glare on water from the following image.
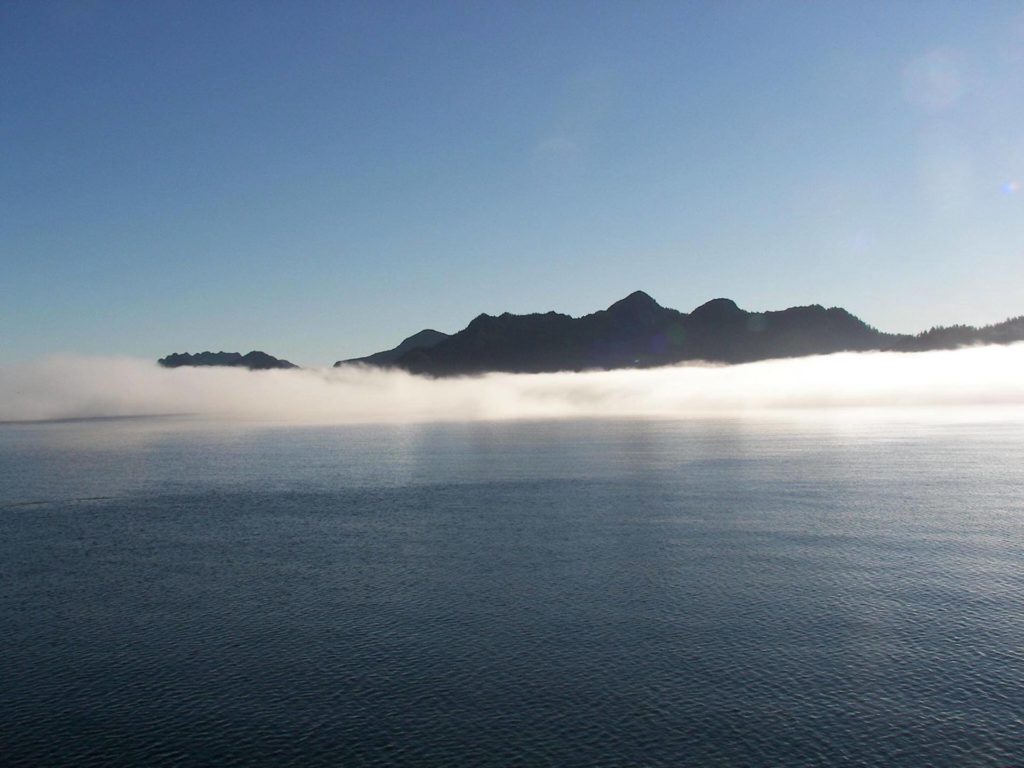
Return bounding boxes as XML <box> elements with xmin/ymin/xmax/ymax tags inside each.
<box><xmin>2</xmin><ymin>413</ymin><xmax>1024</xmax><ymax>766</ymax></box>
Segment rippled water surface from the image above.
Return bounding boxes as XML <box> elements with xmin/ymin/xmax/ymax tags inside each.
<box><xmin>2</xmin><ymin>414</ymin><xmax>1024</xmax><ymax>766</ymax></box>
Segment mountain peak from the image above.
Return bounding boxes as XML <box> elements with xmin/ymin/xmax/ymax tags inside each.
<box><xmin>607</xmin><ymin>290</ymin><xmax>661</xmax><ymax>313</ymax></box>
<box><xmin>335</xmin><ymin>328</ymin><xmax>449</xmax><ymax>367</ymax></box>
<box><xmin>400</xmin><ymin>329</ymin><xmax>447</xmax><ymax>346</ymax></box>
<box><xmin>690</xmin><ymin>297</ymin><xmax>743</xmax><ymax>320</ymax></box>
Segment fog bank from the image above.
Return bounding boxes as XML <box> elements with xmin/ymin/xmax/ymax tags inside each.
<box><xmin>2</xmin><ymin>344</ymin><xmax>1023</xmax><ymax>424</ymax></box>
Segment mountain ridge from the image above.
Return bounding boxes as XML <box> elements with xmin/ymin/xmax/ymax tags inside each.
<box><xmin>343</xmin><ymin>291</ymin><xmax>1024</xmax><ymax>376</ymax></box>
<box><xmin>378</xmin><ymin>291</ymin><xmax>900</xmax><ymax>376</ymax></box>
<box><xmin>157</xmin><ymin>292</ymin><xmax>1024</xmax><ymax>374</ymax></box>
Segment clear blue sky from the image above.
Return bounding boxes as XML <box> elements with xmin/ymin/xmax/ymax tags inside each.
<box><xmin>4</xmin><ymin>1</ymin><xmax>1023</xmax><ymax>365</ymax></box>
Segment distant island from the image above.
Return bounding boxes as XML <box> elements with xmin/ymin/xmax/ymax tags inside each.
<box><xmin>158</xmin><ymin>351</ymin><xmax>298</xmax><ymax>370</ymax></box>
<box><xmin>336</xmin><ymin>291</ymin><xmax>1024</xmax><ymax>375</ymax></box>
<box><xmin>159</xmin><ymin>291</ymin><xmax>1024</xmax><ymax>375</ymax></box>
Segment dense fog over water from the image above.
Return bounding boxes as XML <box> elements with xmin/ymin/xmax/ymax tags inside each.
<box><xmin>2</xmin><ymin>343</ymin><xmax>1023</xmax><ymax>423</ymax></box>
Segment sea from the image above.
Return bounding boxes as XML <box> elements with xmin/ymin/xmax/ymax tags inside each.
<box><xmin>2</xmin><ymin>413</ymin><xmax>1023</xmax><ymax>767</ymax></box>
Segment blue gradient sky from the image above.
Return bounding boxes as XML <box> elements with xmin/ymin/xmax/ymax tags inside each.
<box><xmin>4</xmin><ymin>1</ymin><xmax>1024</xmax><ymax>365</ymax></box>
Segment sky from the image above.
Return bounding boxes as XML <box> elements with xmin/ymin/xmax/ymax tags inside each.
<box><xmin>3</xmin><ymin>1</ymin><xmax>1024</xmax><ymax>366</ymax></box>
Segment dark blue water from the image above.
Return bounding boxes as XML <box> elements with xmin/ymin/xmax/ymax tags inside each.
<box><xmin>2</xmin><ymin>415</ymin><xmax>1023</xmax><ymax>766</ymax></box>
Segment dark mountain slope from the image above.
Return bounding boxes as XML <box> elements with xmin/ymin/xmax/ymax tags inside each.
<box><xmin>398</xmin><ymin>312</ymin><xmax>579</xmax><ymax>375</ymax></box>
<box><xmin>335</xmin><ymin>329</ymin><xmax>448</xmax><ymax>367</ymax></box>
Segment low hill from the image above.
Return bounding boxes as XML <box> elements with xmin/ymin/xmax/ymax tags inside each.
<box><xmin>158</xmin><ymin>351</ymin><xmax>298</xmax><ymax>370</ymax></box>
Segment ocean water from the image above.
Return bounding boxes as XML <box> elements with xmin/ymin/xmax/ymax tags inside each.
<box><xmin>2</xmin><ymin>413</ymin><xmax>1023</xmax><ymax>767</ymax></box>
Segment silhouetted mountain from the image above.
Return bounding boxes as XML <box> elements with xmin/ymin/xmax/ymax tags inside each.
<box><xmin>898</xmin><ymin>316</ymin><xmax>1024</xmax><ymax>352</ymax></box>
<box><xmin>170</xmin><ymin>295</ymin><xmax>1024</xmax><ymax>377</ymax></box>
<box><xmin>334</xmin><ymin>329</ymin><xmax>448</xmax><ymax>367</ymax></box>
<box><xmin>383</xmin><ymin>291</ymin><xmax>910</xmax><ymax>376</ymax></box>
<box><xmin>158</xmin><ymin>351</ymin><xmax>298</xmax><ymax>370</ymax></box>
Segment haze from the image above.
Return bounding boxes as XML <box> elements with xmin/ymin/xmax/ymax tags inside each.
<box><xmin>3</xmin><ymin>344</ymin><xmax>1023</xmax><ymax>424</ymax></box>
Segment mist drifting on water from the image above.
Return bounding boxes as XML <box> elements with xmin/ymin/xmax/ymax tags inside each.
<box><xmin>2</xmin><ymin>344</ymin><xmax>1023</xmax><ymax>424</ymax></box>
